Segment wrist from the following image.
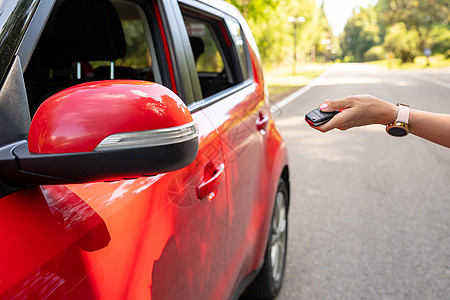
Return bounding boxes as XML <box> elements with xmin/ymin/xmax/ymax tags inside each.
<box><xmin>380</xmin><ymin>102</ymin><xmax>398</xmax><ymax>125</ymax></box>
<box><xmin>386</xmin><ymin>103</ymin><xmax>410</xmax><ymax>137</ymax></box>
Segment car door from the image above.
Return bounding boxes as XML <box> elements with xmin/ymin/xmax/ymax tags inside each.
<box><xmin>1</xmin><ymin>0</ymin><xmax>229</xmax><ymax>299</ymax></box>
<box><xmin>174</xmin><ymin>0</ymin><xmax>273</xmax><ymax>294</ymax></box>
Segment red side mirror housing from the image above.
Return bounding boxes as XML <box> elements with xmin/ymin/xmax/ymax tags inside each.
<box><xmin>29</xmin><ymin>80</ymin><xmax>194</xmax><ymax>153</ymax></box>
<box><xmin>0</xmin><ymin>80</ymin><xmax>198</xmax><ymax>187</ymax></box>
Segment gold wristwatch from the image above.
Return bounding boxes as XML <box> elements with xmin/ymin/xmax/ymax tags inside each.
<box><xmin>386</xmin><ymin>103</ymin><xmax>409</xmax><ymax>137</ymax></box>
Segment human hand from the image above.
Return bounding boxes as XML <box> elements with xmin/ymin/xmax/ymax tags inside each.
<box><xmin>311</xmin><ymin>94</ymin><xmax>398</xmax><ymax>132</ymax></box>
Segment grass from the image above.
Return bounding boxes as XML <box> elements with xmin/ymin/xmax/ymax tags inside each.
<box><xmin>369</xmin><ymin>55</ymin><xmax>450</xmax><ymax>70</ymax></box>
<box><xmin>264</xmin><ymin>63</ymin><xmax>332</xmax><ymax>103</ymax></box>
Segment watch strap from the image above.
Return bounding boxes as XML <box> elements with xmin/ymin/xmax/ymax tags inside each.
<box><xmin>386</xmin><ymin>103</ymin><xmax>410</xmax><ymax>137</ymax></box>
<box><xmin>396</xmin><ymin>103</ymin><xmax>409</xmax><ymax>124</ymax></box>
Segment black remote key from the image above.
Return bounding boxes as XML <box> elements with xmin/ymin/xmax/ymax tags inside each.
<box><xmin>305</xmin><ymin>108</ymin><xmax>339</xmax><ymax>127</ymax></box>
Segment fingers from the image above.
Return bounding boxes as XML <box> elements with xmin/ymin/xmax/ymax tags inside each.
<box><xmin>311</xmin><ymin>95</ymin><xmax>368</xmax><ymax>132</ymax></box>
<box><xmin>310</xmin><ymin>97</ymin><xmax>356</xmax><ymax>132</ymax></box>
<box><xmin>319</xmin><ymin>96</ymin><xmax>357</xmax><ymax>112</ymax></box>
<box><xmin>314</xmin><ymin>111</ymin><xmax>347</xmax><ymax>132</ymax></box>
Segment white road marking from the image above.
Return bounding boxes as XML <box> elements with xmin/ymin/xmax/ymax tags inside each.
<box><xmin>270</xmin><ymin>64</ymin><xmax>336</xmax><ymax>113</ymax></box>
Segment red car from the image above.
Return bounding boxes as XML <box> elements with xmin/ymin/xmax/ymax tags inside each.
<box><xmin>0</xmin><ymin>0</ymin><xmax>289</xmax><ymax>299</ymax></box>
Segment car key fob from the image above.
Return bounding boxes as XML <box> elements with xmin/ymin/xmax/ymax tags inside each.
<box><xmin>305</xmin><ymin>107</ymin><xmax>339</xmax><ymax>127</ymax></box>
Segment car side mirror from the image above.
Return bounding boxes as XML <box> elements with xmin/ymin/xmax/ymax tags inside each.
<box><xmin>0</xmin><ymin>80</ymin><xmax>198</xmax><ymax>188</ymax></box>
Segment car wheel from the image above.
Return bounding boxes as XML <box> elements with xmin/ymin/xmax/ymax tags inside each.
<box><xmin>244</xmin><ymin>178</ymin><xmax>288</xmax><ymax>299</ymax></box>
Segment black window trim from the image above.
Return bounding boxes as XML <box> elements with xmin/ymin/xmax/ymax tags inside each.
<box><xmin>17</xmin><ymin>0</ymin><xmax>56</xmax><ymax>75</ymax></box>
<box><xmin>131</xmin><ymin>0</ymin><xmax>174</xmax><ymax>90</ymax></box>
<box><xmin>187</xmin><ymin>78</ymin><xmax>253</xmax><ymax>113</ymax></box>
<box><xmin>181</xmin><ymin>12</ymin><xmax>240</xmax><ymax>87</ymax></box>
<box><xmin>177</xmin><ymin>0</ymin><xmax>255</xmax><ymax>112</ymax></box>
<box><xmin>224</xmin><ymin>16</ymin><xmax>252</xmax><ymax>83</ymax></box>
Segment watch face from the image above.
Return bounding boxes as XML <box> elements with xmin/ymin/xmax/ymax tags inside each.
<box><xmin>387</xmin><ymin>126</ymin><xmax>408</xmax><ymax>137</ymax></box>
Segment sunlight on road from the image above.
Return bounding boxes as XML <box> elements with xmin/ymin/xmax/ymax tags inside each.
<box><xmin>275</xmin><ymin>115</ymin><xmax>381</xmax><ymax>163</ymax></box>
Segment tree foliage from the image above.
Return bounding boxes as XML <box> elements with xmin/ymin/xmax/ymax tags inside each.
<box><xmin>383</xmin><ymin>22</ymin><xmax>421</xmax><ymax>62</ymax></box>
<box><xmin>376</xmin><ymin>0</ymin><xmax>449</xmax><ymax>33</ymax></box>
<box><xmin>430</xmin><ymin>25</ymin><xmax>450</xmax><ymax>54</ymax></box>
<box><xmin>341</xmin><ymin>0</ymin><xmax>450</xmax><ymax>63</ymax></box>
<box><xmin>224</xmin><ymin>0</ymin><xmax>333</xmax><ymax>67</ymax></box>
<box><xmin>226</xmin><ymin>0</ymin><xmax>280</xmax><ymax>20</ymax></box>
<box><xmin>376</xmin><ymin>0</ymin><xmax>450</xmax><ymax>51</ymax></box>
<box><xmin>225</xmin><ymin>0</ymin><xmax>449</xmax><ymax>65</ymax></box>
<box><xmin>340</xmin><ymin>5</ymin><xmax>379</xmax><ymax>61</ymax></box>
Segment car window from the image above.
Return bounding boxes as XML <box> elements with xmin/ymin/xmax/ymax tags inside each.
<box><xmin>93</xmin><ymin>1</ymin><xmax>161</xmax><ymax>83</ymax></box>
<box><xmin>181</xmin><ymin>9</ymin><xmax>248</xmax><ymax>99</ymax></box>
<box><xmin>186</xmin><ymin>18</ymin><xmax>224</xmax><ymax>74</ymax></box>
<box><xmin>24</xmin><ymin>0</ymin><xmax>161</xmax><ymax>115</ymax></box>
<box><xmin>226</xmin><ymin>18</ymin><xmax>249</xmax><ymax>81</ymax></box>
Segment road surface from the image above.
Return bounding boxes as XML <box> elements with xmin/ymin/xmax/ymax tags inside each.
<box><xmin>272</xmin><ymin>63</ymin><xmax>450</xmax><ymax>300</ymax></box>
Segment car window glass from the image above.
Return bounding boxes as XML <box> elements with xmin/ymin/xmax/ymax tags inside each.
<box><xmin>24</xmin><ymin>0</ymin><xmax>161</xmax><ymax>116</ymax></box>
<box><xmin>226</xmin><ymin>18</ymin><xmax>249</xmax><ymax>81</ymax></box>
<box><xmin>186</xmin><ymin>18</ymin><xmax>224</xmax><ymax>74</ymax></box>
<box><xmin>99</xmin><ymin>1</ymin><xmax>161</xmax><ymax>83</ymax></box>
<box><xmin>182</xmin><ymin>10</ymin><xmax>244</xmax><ymax>99</ymax></box>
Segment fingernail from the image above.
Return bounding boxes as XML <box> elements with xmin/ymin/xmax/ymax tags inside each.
<box><xmin>319</xmin><ymin>103</ymin><xmax>328</xmax><ymax>110</ymax></box>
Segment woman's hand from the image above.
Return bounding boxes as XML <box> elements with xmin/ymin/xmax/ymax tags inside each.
<box><xmin>308</xmin><ymin>94</ymin><xmax>450</xmax><ymax>148</ymax></box>
<box><xmin>313</xmin><ymin>95</ymin><xmax>398</xmax><ymax>132</ymax></box>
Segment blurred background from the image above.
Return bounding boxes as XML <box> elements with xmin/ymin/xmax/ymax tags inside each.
<box><xmin>224</xmin><ymin>0</ymin><xmax>449</xmax><ymax>99</ymax></box>
<box><xmin>225</xmin><ymin>2</ymin><xmax>449</xmax><ymax>299</ymax></box>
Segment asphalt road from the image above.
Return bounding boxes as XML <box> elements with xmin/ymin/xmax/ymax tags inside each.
<box><xmin>272</xmin><ymin>63</ymin><xmax>450</xmax><ymax>300</ymax></box>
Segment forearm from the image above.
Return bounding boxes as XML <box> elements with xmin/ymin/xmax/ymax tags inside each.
<box><xmin>409</xmin><ymin>110</ymin><xmax>450</xmax><ymax>148</ymax></box>
<box><xmin>316</xmin><ymin>95</ymin><xmax>450</xmax><ymax>148</ymax></box>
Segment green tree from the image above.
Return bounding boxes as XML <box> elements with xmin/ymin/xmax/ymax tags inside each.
<box><xmin>340</xmin><ymin>5</ymin><xmax>380</xmax><ymax>61</ymax></box>
<box><xmin>225</xmin><ymin>0</ymin><xmax>288</xmax><ymax>66</ymax></box>
<box><xmin>226</xmin><ymin>0</ymin><xmax>280</xmax><ymax>20</ymax></box>
<box><xmin>286</xmin><ymin>0</ymin><xmax>322</xmax><ymax>63</ymax></box>
<box><xmin>225</xmin><ymin>0</ymin><xmax>332</xmax><ymax>67</ymax></box>
<box><xmin>363</xmin><ymin>45</ymin><xmax>385</xmax><ymax>61</ymax></box>
<box><xmin>429</xmin><ymin>25</ymin><xmax>450</xmax><ymax>54</ymax></box>
<box><xmin>309</xmin><ymin>2</ymin><xmax>334</xmax><ymax>62</ymax></box>
<box><xmin>375</xmin><ymin>0</ymin><xmax>450</xmax><ymax>50</ymax></box>
<box><xmin>383</xmin><ymin>22</ymin><xmax>421</xmax><ymax>63</ymax></box>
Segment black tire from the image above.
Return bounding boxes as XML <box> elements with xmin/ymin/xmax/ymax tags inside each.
<box><xmin>244</xmin><ymin>178</ymin><xmax>288</xmax><ymax>299</ymax></box>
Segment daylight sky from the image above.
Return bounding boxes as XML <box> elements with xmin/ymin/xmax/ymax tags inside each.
<box><xmin>319</xmin><ymin>0</ymin><xmax>378</xmax><ymax>35</ymax></box>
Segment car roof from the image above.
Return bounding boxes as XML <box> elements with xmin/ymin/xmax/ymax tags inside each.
<box><xmin>196</xmin><ymin>0</ymin><xmax>241</xmax><ymax>19</ymax></box>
